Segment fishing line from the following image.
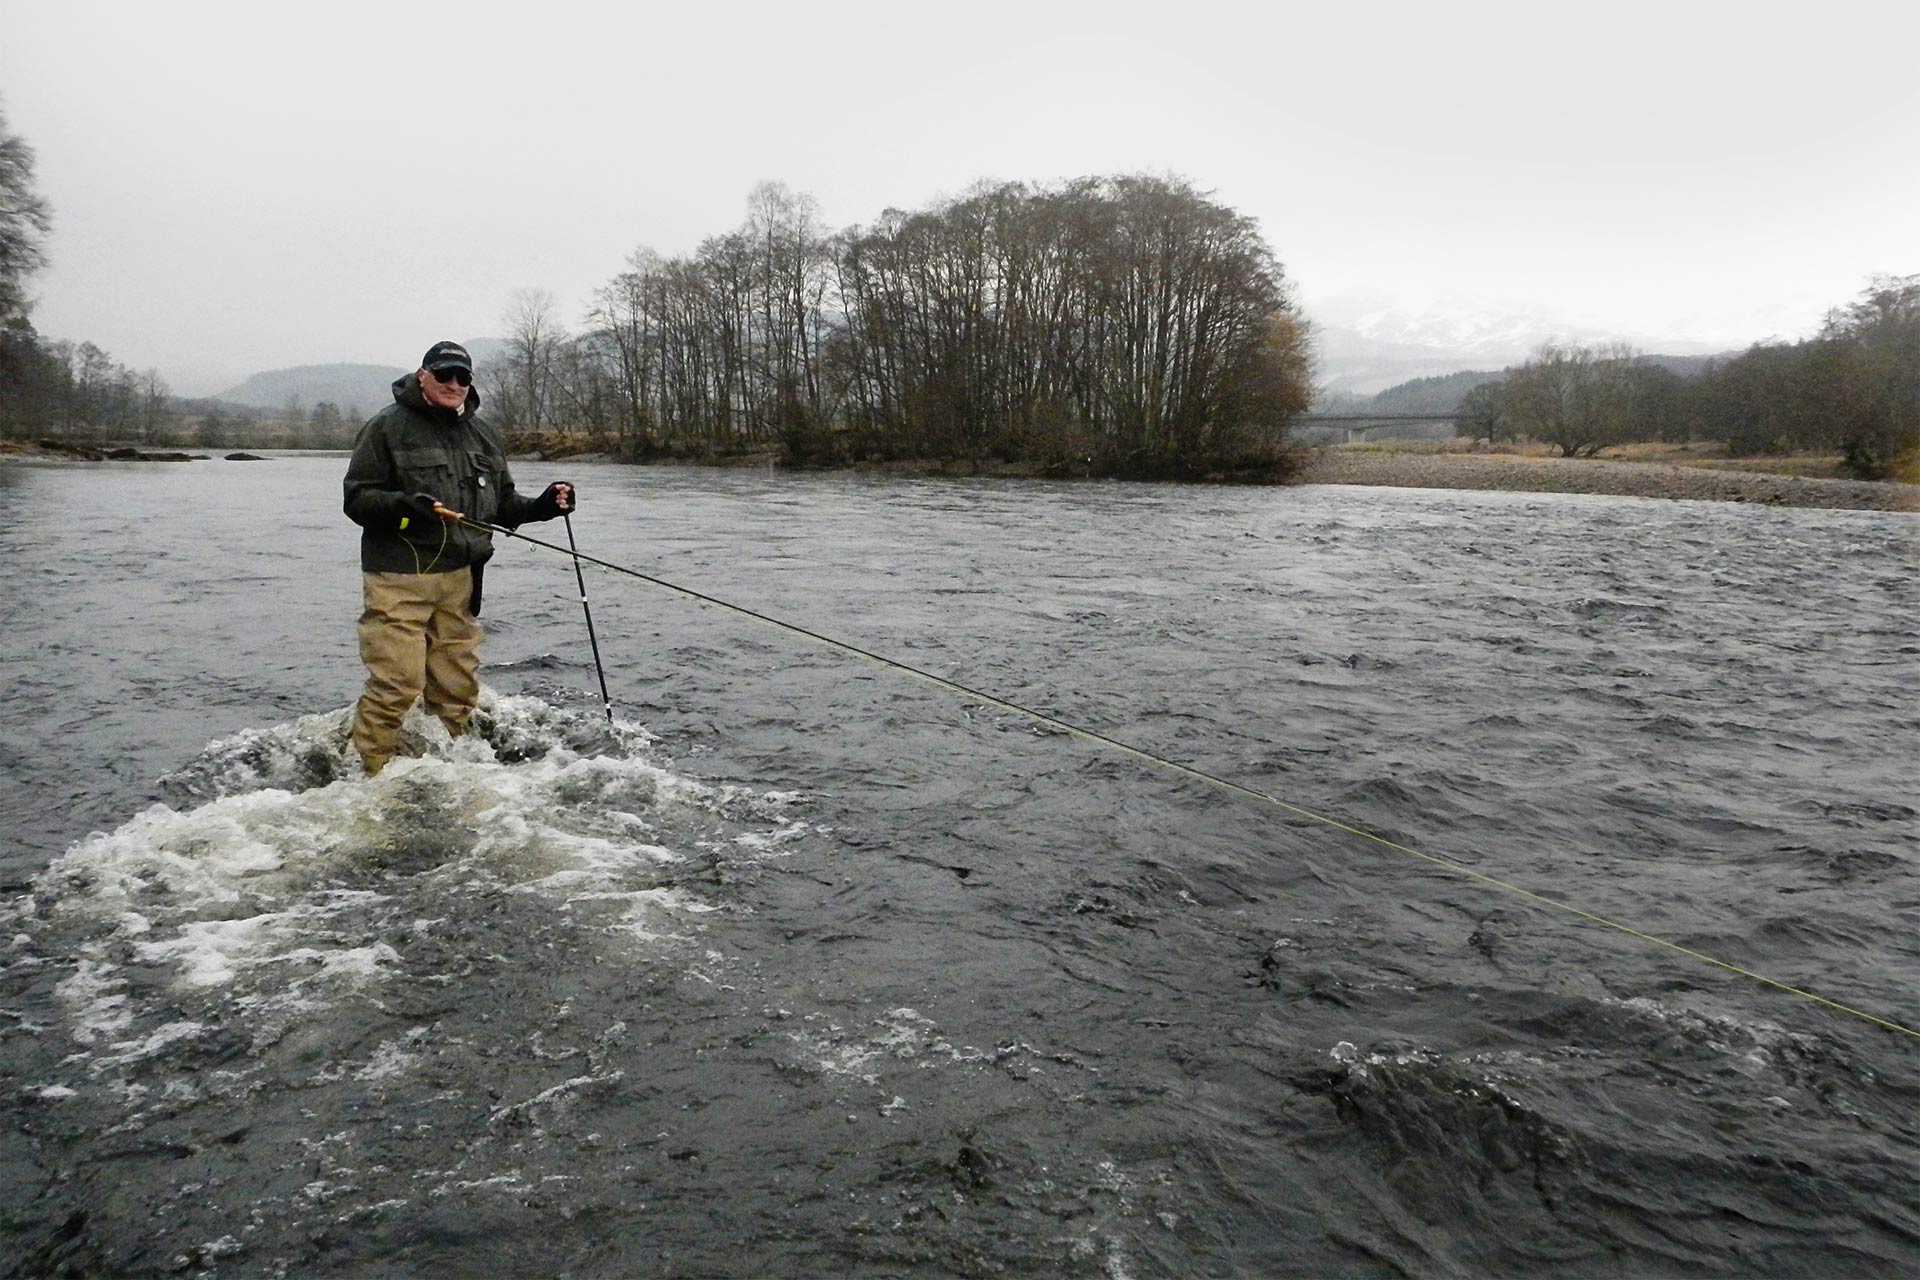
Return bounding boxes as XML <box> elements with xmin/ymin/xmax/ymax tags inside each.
<box><xmin>458</xmin><ymin>513</ymin><xmax>1920</xmax><ymax>1041</ymax></box>
<box><xmin>397</xmin><ymin>509</ymin><xmax>449</xmax><ymax>575</ymax></box>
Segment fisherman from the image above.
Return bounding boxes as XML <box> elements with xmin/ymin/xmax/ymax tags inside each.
<box><xmin>342</xmin><ymin>340</ymin><xmax>575</xmax><ymax>776</ymax></box>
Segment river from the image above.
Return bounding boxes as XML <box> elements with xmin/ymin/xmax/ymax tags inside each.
<box><xmin>1</xmin><ymin>453</ymin><xmax>1916</xmax><ymax>1277</ymax></box>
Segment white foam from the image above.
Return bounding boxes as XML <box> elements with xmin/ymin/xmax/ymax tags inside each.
<box><xmin>787</xmin><ymin>1007</ymin><xmax>953</xmax><ymax>1083</ymax></box>
<box><xmin>159</xmin><ymin>691</ymin><xmax>664</xmax><ymax>802</ymax></box>
<box><xmin>731</xmin><ymin>821</ymin><xmax>813</xmax><ymax>856</ymax></box>
<box><xmin>487</xmin><ymin>1071</ymin><xmax>624</xmax><ymax>1125</ymax></box>
<box><xmin>1603</xmin><ymin>994</ymin><xmax>1802</xmax><ymax>1055</ymax></box>
<box><xmin>161</xmin><ymin>709</ymin><xmax>361</xmax><ymax>800</ymax></box>
<box><xmin>93</xmin><ymin>1020</ymin><xmax>206</xmax><ymax>1071</ymax></box>
<box><xmin>30</xmin><ymin>692</ymin><xmax>810</xmax><ymax>1064</ymax></box>
<box><xmin>41</xmin><ymin>790</ymin><xmax>330</xmax><ymax>917</ymax></box>
<box><xmin>53</xmin><ymin>957</ymin><xmax>133</xmax><ymax>1044</ymax></box>
<box><xmin>355</xmin><ymin>1032</ymin><xmax>428</xmax><ymax>1082</ymax></box>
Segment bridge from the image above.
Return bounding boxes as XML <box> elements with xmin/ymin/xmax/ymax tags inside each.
<box><xmin>1289</xmin><ymin>412</ymin><xmax>1466</xmax><ymax>446</ymax></box>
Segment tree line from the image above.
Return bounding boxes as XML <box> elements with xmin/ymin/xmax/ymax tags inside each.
<box><xmin>7</xmin><ymin>90</ymin><xmax>1310</xmax><ymax>471</ymax></box>
<box><xmin>491</xmin><ymin>177</ymin><xmax>1313</xmax><ymax>477</ymax></box>
<box><xmin>1457</xmin><ymin>275</ymin><xmax>1920</xmax><ymax>478</ymax></box>
<box><xmin>0</xmin><ymin>101</ymin><xmax>172</xmax><ymax>445</ymax></box>
<box><xmin>0</xmin><ymin>329</ymin><xmax>176</xmax><ymax>443</ymax></box>
<box><xmin>0</xmin><ymin>327</ymin><xmax>364</xmax><ymax>450</ymax></box>
<box><xmin>9</xmin><ymin>92</ymin><xmax>1911</xmax><ymax>479</ymax></box>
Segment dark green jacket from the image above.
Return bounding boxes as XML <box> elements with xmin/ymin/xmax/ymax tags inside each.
<box><xmin>343</xmin><ymin>374</ymin><xmax>558</xmax><ymax>574</ymax></box>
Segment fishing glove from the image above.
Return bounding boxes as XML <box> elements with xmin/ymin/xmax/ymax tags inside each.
<box><xmin>399</xmin><ymin>492</ymin><xmax>443</xmax><ymax>529</ymax></box>
<box><xmin>532</xmin><ymin>482</ymin><xmax>575</xmax><ymax>520</ymax></box>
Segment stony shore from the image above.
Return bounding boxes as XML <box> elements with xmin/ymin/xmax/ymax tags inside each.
<box><xmin>1294</xmin><ymin>449</ymin><xmax>1919</xmax><ymax>513</ymax></box>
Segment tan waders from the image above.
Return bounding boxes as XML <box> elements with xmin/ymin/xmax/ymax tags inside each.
<box><xmin>351</xmin><ymin>568</ymin><xmax>481</xmax><ymax>776</ymax></box>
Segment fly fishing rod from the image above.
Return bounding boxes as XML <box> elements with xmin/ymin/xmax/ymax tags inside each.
<box><xmin>452</xmin><ymin>510</ymin><xmax>1920</xmax><ymax>1042</ymax></box>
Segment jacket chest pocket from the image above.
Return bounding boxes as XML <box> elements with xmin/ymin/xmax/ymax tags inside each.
<box><xmin>467</xmin><ymin>450</ymin><xmax>501</xmax><ymax>520</ymax></box>
<box><xmin>393</xmin><ymin>448</ymin><xmax>456</xmax><ymax>501</ymax></box>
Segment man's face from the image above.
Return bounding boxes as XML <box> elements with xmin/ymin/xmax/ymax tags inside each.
<box><xmin>419</xmin><ymin>366</ymin><xmax>470</xmax><ymax>411</ymax></box>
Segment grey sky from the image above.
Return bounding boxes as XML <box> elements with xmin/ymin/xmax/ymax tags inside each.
<box><xmin>3</xmin><ymin>0</ymin><xmax>1914</xmax><ymax>395</ymax></box>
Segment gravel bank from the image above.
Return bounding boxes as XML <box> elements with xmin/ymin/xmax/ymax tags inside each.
<box><xmin>1294</xmin><ymin>449</ymin><xmax>1919</xmax><ymax>512</ymax></box>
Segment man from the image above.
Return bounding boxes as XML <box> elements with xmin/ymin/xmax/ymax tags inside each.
<box><xmin>342</xmin><ymin>340</ymin><xmax>575</xmax><ymax>776</ymax></box>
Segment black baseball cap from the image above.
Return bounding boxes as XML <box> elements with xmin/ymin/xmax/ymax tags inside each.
<box><xmin>422</xmin><ymin>341</ymin><xmax>473</xmax><ymax>375</ymax></box>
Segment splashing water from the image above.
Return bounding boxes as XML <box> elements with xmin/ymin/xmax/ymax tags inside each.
<box><xmin>15</xmin><ymin>691</ymin><xmax>808</xmax><ymax>1098</ymax></box>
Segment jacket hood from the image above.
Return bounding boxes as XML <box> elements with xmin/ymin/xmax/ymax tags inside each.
<box><xmin>391</xmin><ymin>371</ymin><xmax>482</xmax><ymax>420</ymax></box>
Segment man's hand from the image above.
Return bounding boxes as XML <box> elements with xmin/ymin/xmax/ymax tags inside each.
<box><xmin>540</xmin><ymin>482</ymin><xmax>575</xmax><ymax>515</ymax></box>
<box><xmin>402</xmin><ymin>493</ymin><xmax>462</xmax><ymax>525</ymax></box>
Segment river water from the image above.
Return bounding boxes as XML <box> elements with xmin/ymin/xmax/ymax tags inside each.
<box><xmin>1</xmin><ymin>454</ymin><xmax>1916</xmax><ymax>1278</ymax></box>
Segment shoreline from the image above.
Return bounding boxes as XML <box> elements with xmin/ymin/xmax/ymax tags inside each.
<box><xmin>1291</xmin><ymin>449</ymin><xmax>1918</xmax><ymax>513</ymax></box>
<box><xmin>7</xmin><ymin>439</ymin><xmax>1915</xmax><ymax>512</ymax></box>
<box><xmin>753</xmin><ymin>447</ymin><xmax>1919</xmax><ymax>512</ymax></box>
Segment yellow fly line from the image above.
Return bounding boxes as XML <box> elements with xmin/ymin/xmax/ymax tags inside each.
<box><xmin>461</xmin><ymin>513</ymin><xmax>1920</xmax><ymax>1042</ymax></box>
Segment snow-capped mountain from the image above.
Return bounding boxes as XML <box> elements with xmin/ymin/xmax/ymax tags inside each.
<box><xmin>1304</xmin><ymin>288</ymin><xmax>1731</xmax><ymax>398</ymax></box>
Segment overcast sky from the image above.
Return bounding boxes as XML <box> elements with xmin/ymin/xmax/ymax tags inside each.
<box><xmin>3</xmin><ymin>0</ymin><xmax>1914</xmax><ymax>394</ymax></box>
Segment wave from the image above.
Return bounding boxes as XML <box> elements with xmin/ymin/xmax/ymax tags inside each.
<box><xmin>1287</xmin><ymin>991</ymin><xmax>1920</xmax><ymax>1273</ymax></box>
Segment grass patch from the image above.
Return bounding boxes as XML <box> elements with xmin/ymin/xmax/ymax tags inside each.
<box><xmin>1595</xmin><ymin>441</ymin><xmax>1851</xmax><ymax>478</ymax></box>
<box><xmin>1330</xmin><ymin>437</ymin><xmax>1861</xmax><ymax>480</ymax></box>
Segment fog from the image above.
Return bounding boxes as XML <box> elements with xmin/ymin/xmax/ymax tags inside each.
<box><xmin>1</xmin><ymin>0</ymin><xmax>1913</xmax><ymax>393</ymax></box>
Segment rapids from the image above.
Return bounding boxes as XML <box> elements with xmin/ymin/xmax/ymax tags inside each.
<box><xmin>1</xmin><ymin>454</ymin><xmax>1916</xmax><ymax>1277</ymax></box>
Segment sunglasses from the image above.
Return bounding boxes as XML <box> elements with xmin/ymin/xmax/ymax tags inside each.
<box><xmin>430</xmin><ymin>367</ymin><xmax>472</xmax><ymax>387</ymax></box>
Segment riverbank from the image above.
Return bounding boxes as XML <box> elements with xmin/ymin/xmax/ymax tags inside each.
<box><xmin>8</xmin><ymin>435</ymin><xmax>1915</xmax><ymax>511</ymax></box>
<box><xmin>803</xmin><ymin>446</ymin><xmax>1919</xmax><ymax>510</ymax></box>
<box><xmin>0</xmin><ymin>438</ymin><xmax>212</xmax><ymax>462</ymax></box>
<box><xmin>1295</xmin><ymin>447</ymin><xmax>1918</xmax><ymax>512</ymax></box>
<box><xmin>514</xmin><ymin>432</ymin><xmax>1917</xmax><ymax>511</ymax></box>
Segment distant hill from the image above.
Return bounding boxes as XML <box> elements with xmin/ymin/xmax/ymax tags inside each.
<box><xmin>1327</xmin><ymin>349</ymin><xmax>1739</xmax><ymax>415</ymax></box>
<box><xmin>212</xmin><ymin>339</ymin><xmax>506</xmax><ymax>416</ymax></box>
<box><xmin>212</xmin><ymin>363</ymin><xmax>406</xmax><ymax>416</ymax></box>
<box><xmin>1311</xmin><ymin>324</ymin><xmax>1504</xmax><ymax>400</ymax></box>
<box><xmin>1369</xmin><ymin>369</ymin><xmax>1505</xmax><ymax>414</ymax></box>
<box><xmin>1305</xmin><ymin>289</ymin><xmax>1740</xmax><ymax>400</ymax></box>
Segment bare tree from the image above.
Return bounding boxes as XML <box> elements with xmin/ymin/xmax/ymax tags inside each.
<box><xmin>1455</xmin><ymin>380</ymin><xmax>1510</xmax><ymax>446</ymax></box>
<box><xmin>139</xmin><ymin>368</ymin><xmax>170</xmax><ymax>443</ymax></box>
<box><xmin>830</xmin><ymin>175</ymin><xmax>1308</xmax><ymax>467</ymax></box>
<box><xmin>589</xmin><ymin>249</ymin><xmax>664</xmax><ymax>443</ymax></box>
<box><xmin>745</xmin><ymin>181</ymin><xmax>831</xmax><ymax>431</ymax></box>
<box><xmin>502</xmin><ymin>289</ymin><xmax>564</xmax><ymax>430</ymax></box>
<box><xmin>0</xmin><ymin>98</ymin><xmax>52</xmax><ymax>327</ymax></box>
<box><xmin>75</xmin><ymin>342</ymin><xmax>114</xmax><ymax>433</ymax></box>
<box><xmin>546</xmin><ymin>332</ymin><xmax>613</xmax><ymax>437</ymax></box>
<box><xmin>192</xmin><ymin>404</ymin><xmax>226</xmax><ymax>449</ymax></box>
<box><xmin>1502</xmin><ymin>341</ymin><xmax>1644</xmax><ymax>457</ymax></box>
<box><xmin>1819</xmin><ymin>273</ymin><xmax>1920</xmax><ymax>476</ymax></box>
<box><xmin>308</xmin><ymin>400</ymin><xmax>344</xmax><ymax>449</ymax></box>
<box><xmin>584</xmin><ymin>175</ymin><xmax>1312</xmax><ymax>473</ymax></box>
